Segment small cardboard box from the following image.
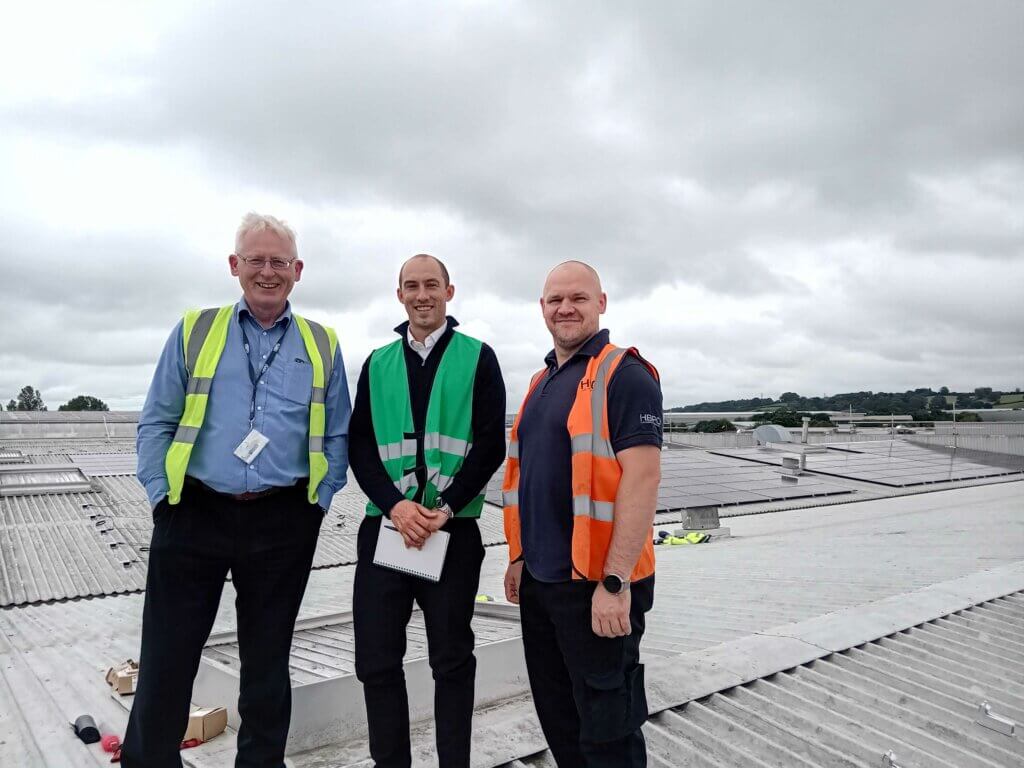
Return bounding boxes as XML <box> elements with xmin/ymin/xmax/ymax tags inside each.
<box><xmin>184</xmin><ymin>707</ymin><xmax>228</xmax><ymax>742</ymax></box>
<box><xmin>105</xmin><ymin>659</ymin><xmax>139</xmax><ymax>695</ymax></box>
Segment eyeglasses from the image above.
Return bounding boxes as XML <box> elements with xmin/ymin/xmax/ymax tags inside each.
<box><xmin>237</xmin><ymin>255</ymin><xmax>296</xmax><ymax>271</ymax></box>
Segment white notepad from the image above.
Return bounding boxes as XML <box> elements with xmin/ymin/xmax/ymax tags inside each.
<box><xmin>373</xmin><ymin>523</ymin><xmax>450</xmax><ymax>582</ymax></box>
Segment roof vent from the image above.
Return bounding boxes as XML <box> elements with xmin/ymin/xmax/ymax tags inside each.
<box><xmin>0</xmin><ymin>449</ymin><xmax>28</xmax><ymax>464</ymax></box>
<box><xmin>0</xmin><ymin>464</ymin><xmax>94</xmax><ymax>496</ymax></box>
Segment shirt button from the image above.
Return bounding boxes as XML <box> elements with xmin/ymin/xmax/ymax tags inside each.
<box><xmin>249</xmin><ymin>465</ymin><xmax>255</xmax><ymax>470</ymax></box>
<box><xmin>262</xmin><ymin>354</ymin><xmax>267</xmax><ymax>359</ymax></box>
<box><xmin>262</xmin><ymin>331</ymin><xmax>267</xmax><ymax>336</ymax></box>
<box><xmin>257</xmin><ymin>406</ymin><xmax>262</xmax><ymax>410</ymax></box>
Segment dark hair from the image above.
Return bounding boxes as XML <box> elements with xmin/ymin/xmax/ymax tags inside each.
<box><xmin>399</xmin><ymin>253</ymin><xmax>450</xmax><ymax>287</ymax></box>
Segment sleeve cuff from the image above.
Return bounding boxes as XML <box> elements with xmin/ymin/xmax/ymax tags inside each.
<box><xmin>143</xmin><ymin>478</ymin><xmax>170</xmax><ymax>510</ymax></box>
<box><xmin>316</xmin><ymin>480</ymin><xmax>344</xmax><ymax>512</ymax></box>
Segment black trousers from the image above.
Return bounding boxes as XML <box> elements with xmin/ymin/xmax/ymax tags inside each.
<box><xmin>353</xmin><ymin>515</ymin><xmax>485</xmax><ymax>768</ymax></box>
<box><xmin>519</xmin><ymin>569</ymin><xmax>654</xmax><ymax>768</ymax></box>
<box><xmin>121</xmin><ymin>482</ymin><xmax>323</xmax><ymax>768</ymax></box>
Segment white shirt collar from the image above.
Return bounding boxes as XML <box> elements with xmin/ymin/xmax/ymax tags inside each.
<box><xmin>407</xmin><ymin>320</ymin><xmax>448</xmax><ymax>361</ymax></box>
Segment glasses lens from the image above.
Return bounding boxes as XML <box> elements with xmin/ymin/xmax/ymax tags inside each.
<box><xmin>241</xmin><ymin>256</ymin><xmax>293</xmax><ymax>270</ymax></box>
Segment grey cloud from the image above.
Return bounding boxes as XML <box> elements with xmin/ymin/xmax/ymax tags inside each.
<box><xmin>4</xmin><ymin>1</ymin><xmax>1024</xmax><ymax>406</ymax></box>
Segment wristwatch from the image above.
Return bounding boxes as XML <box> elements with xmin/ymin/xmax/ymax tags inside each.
<box><xmin>602</xmin><ymin>573</ymin><xmax>630</xmax><ymax>595</ymax></box>
<box><xmin>434</xmin><ymin>497</ymin><xmax>454</xmax><ymax>520</ymax></box>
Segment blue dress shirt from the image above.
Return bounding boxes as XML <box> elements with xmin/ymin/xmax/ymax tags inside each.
<box><xmin>137</xmin><ymin>298</ymin><xmax>351</xmax><ymax>509</ymax></box>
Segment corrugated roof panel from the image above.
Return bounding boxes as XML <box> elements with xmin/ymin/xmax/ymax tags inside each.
<box><xmin>0</xmin><ymin>489</ymin><xmax>147</xmax><ymax>606</ymax></box>
<box><xmin>0</xmin><ymin>438</ymin><xmax>138</xmax><ymax>455</ymax></box>
<box><xmin>70</xmin><ymin>453</ymin><xmax>138</xmax><ymax>476</ymax></box>
<box><xmin>513</xmin><ymin>594</ymin><xmax>1024</xmax><ymax>768</ymax></box>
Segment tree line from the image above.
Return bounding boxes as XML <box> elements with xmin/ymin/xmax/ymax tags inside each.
<box><xmin>4</xmin><ymin>385</ymin><xmax>109</xmax><ymax>412</ymax></box>
<box><xmin>672</xmin><ymin>386</ymin><xmax>1017</xmax><ymax>422</ymax></box>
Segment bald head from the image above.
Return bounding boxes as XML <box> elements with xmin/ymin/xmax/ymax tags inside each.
<box><xmin>543</xmin><ymin>260</ymin><xmax>602</xmax><ymax>295</ymax></box>
<box><xmin>541</xmin><ymin>260</ymin><xmax>607</xmax><ymax>364</ymax></box>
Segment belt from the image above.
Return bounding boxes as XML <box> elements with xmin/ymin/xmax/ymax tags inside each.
<box><xmin>184</xmin><ymin>476</ymin><xmax>306</xmax><ymax>502</ymax></box>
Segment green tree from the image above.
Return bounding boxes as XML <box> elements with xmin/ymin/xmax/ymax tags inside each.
<box><xmin>9</xmin><ymin>385</ymin><xmax>46</xmax><ymax>411</ymax></box>
<box><xmin>939</xmin><ymin>386</ymin><xmax>949</xmax><ymax>395</ymax></box>
<box><xmin>58</xmin><ymin>395</ymin><xmax>109</xmax><ymax>411</ymax></box>
<box><xmin>779</xmin><ymin>392</ymin><xmax>801</xmax><ymax>404</ymax></box>
<box><xmin>692</xmin><ymin>419</ymin><xmax>735</xmax><ymax>433</ymax></box>
<box><xmin>807</xmin><ymin>413</ymin><xmax>833</xmax><ymax>427</ymax></box>
<box><xmin>753</xmin><ymin>408</ymin><xmax>802</xmax><ymax>427</ymax></box>
<box><xmin>955</xmin><ymin>412</ymin><xmax>982</xmax><ymax>422</ymax></box>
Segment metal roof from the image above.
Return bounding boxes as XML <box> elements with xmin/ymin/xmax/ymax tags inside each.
<box><xmin>0</xmin><ymin>466</ymin><xmax>508</xmax><ymax>606</ymax></box>
<box><xmin>0</xmin><ymin>411</ymin><xmax>140</xmax><ymax>423</ymax></box>
<box><xmin>540</xmin><ymin>592</ymin><xmax>1024</xmax><ymax>768</ymax></box>
<box><xmin>70</xmin><ymin>453</ymin><xmax>138</xmax><ymax>476</ymax></box>
<box><xmin>0</xmin><ymin>428</ymin><xmax>1020</xmax><ymax>766</ymax></box>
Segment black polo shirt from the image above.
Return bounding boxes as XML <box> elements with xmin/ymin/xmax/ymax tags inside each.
<box><xmin>517</xmin><ymin>329</ymin><xmax>663</xmax><ymax>582</ymax></box>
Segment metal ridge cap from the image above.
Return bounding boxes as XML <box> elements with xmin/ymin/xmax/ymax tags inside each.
<box><xmin>644</xmin><ymin>561</ymin><xmax>1024</xmax><ymax>715</ymax></box>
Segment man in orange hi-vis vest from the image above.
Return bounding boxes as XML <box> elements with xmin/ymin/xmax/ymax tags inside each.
<box><xmin>502</xmin><ymin>261</ymin><xmax>662</xmax><ymax>767</ymax></box>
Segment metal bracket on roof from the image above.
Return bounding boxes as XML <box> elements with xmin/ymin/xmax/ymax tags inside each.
<box><xmin>976</xmin><ymin>700</ymin><xmax>1016</xmax><ymax>737</ymax></box>
<box><xmin>881</xmin><ymin>751</ymin><xmax>903</xmax><ymax>768</ymax></box>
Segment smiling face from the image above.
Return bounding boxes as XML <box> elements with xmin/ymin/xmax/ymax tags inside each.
<box><xmin>398</xmin><ymin>255</ymin><xmax>454</xmax><ymax>339</ymax></box>
<box><xmin>229</xmin><ymin>228</ymin><xmax>302</xmax><ymax>322</ymax></box>
<box><xmin>541</xmin><ymin>261</ymin><xmax>606</xmax><ymax>360</ymax></box>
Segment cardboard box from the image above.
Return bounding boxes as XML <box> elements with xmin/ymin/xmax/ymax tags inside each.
<box><xmin>105</xmin><ymin>659</ymin><xmax>139</xmax><ymax>695</ymax></box>
<box><xmin>184</xmin><ymin>707</ymin><xmax>228</xmax><ymax>742</ymax></box>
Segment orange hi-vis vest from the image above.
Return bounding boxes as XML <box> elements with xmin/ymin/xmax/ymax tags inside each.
<box><xmin>502</xmin><ymin>343</ymin><xmax>660</xmax><ymax>582</ymax></box>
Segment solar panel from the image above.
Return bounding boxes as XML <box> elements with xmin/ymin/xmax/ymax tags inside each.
<box><xmin>714</xmin><ymin>440</ymin><xmax>1024</xmax><ymax>487</ymax></box>
<box><xmin>485</xmin><ymin>451</ymin><xmax>854</xmax><ymax>511</ymax></box>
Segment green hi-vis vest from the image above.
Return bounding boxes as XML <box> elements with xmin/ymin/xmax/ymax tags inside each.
<box><xmin>366</xmin><ymin>331</ymin><xmax>483</xmax><ymax>518</ymax></box>
<box><xmin>164</xmin><ymin>305</ymin><xmax>338</xmax><ymax>506</ymax></box>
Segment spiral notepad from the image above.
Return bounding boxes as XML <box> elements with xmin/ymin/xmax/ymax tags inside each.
<box><xmin>373</xmin><ymin>523</ymin><xmax>450</xmax><ymax>582</ymax></box>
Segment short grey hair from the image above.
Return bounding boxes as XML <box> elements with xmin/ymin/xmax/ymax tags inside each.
<box><xmin>235</xmin><ymin>212</ymin><xmax>298</xmax><ymax>257</ymax></box>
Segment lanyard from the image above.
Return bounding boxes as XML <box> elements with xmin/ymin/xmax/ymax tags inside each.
<box><xmin>242</xmin><ymin>322</ymin><xmax>285</xmax><ymax>425</ymax></box>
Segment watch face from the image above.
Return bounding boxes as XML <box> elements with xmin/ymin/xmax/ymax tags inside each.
<box><xmin>602</xmin><ymin>574</ymin><xmax>622</xmax><ymax>594</ymax></box>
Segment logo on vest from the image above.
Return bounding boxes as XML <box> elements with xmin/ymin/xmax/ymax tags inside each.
<box><xmin>579</xmin><ymin>378</ymin><xmax>596</xmax><ymax>391</ymax></box>
<box><xmin>640</xmin><ymin>413</ymin><xmax>662</xmax><ymax>426</ymax></box>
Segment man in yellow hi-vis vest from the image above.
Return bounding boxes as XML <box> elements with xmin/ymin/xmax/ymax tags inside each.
<box><xmin>123</xmin><ymin>213</ymin><xmax>351</xmax><ymax>767</ymax></box>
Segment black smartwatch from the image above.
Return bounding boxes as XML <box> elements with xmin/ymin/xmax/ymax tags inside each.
<box><xmin>601</xmin><ymin>573</ymin><xmax>630</xmax><ymax>595</ymax></box>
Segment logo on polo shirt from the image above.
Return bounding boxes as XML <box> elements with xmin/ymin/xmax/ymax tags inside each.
<box><xmin>640</xmin><ymin>413</ymin><xmax>662</xmax><ymax>426</ymax></box>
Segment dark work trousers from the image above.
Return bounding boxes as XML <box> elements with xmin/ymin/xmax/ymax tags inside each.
<box><xmin>121</xmin><ymin>481</ymin><xmax>323</xmax><ymax>768</ymax></box>
<box><xmin>519</xmin><ymin>569</ymin><xmax>654</xmax><ymax>768</ymax></box>
<box><xmin>353</xmin><ymin>514</ymin><xmax>486</xmax><ymax>768</ymax></box>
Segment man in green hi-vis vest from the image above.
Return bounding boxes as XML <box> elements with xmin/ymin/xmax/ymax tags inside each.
<box><xmin>349</xmin><ymin>254</ymin><xmax>506</xmax><ymax>768</ymax></box>
<box><xmin>123</xmin><ymin>213</ymin><xmax>351</xmax><ymax>768</ymax></box>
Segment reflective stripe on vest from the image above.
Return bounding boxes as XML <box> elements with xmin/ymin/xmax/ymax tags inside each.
<box><xmin>502</xmin><ymin>343</ymin><xmax>660</xmax><ymax>581</ymax></box>
<box><xmin>365</xmin><ymin>331</ymin><xmax>484</xmax><ymax>517</ymax></box>
<box><xmin>164</xmin><ymin>305</ymin><xmax>337</xmax><ymax>506</ymax></box>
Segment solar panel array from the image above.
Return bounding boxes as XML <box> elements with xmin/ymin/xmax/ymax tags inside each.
<box><xmin>485</xmin><ymin>451</ymin><xmax>854</xmax><ymax>511</ymax></box>
<box><xmin>656</xmin><ymin>451</ymin><xmax>853</xmax><ymax>510</ymax></box>
<box><xmin>715</xmin><ymin>440</ymin><xmax>1024</xmax><ymax>488</ymax></box>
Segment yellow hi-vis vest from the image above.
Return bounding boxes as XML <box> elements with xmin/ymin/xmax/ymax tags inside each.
<box><xmin>164</xmin><ymin>305</ymin><xmax>338</xmax><ymax>506</ymax></box>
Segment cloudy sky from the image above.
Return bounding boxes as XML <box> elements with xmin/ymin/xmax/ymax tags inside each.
<box><xmin>2</xmin><ymin>1</ymin><xmax>1022</xmax><ymax>411</ymax></box>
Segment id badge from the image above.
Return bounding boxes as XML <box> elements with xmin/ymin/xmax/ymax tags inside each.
<box><xmin>234</xmin><ymin>429</ymin><xmax>270</xmax><ymax>463</ymax></box>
